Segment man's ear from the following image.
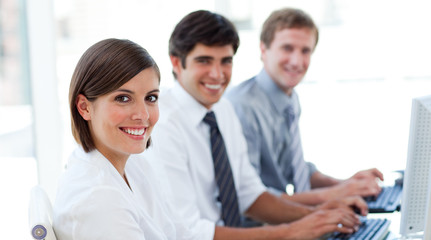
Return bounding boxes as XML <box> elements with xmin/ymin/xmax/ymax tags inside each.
<box><xmin>260</xmin><ymin>41</ymin><xmax>267</xmax><ymax>62</ymax></box>
<box><xmin>76</xmin><ymin>94</ymin><xmax>92</xmax><ymax>121</ymax></box>
<box><xmin>170</xmin><ymin>55</ymin><xmax>182</xmax><ymax>78</ymax></box>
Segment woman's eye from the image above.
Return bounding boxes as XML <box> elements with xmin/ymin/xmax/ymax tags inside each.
<box><xmin>115</xmin><ymin>95</ymin><xmax>130</xmax><ymax>103</ymax></box>
<box><xmin>146</xmin><ymin>95</ymin><xmax>158</xmax><ymax>103</ymax></box>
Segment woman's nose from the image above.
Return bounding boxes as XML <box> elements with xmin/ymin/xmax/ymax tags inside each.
<box><xmin>132</xmin><ymin>102</ymin><xmax>149</xmax><ymax>121</ymax></box>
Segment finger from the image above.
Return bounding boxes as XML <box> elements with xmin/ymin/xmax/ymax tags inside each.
<box><xmin>347</xmin><ymin>197</ymin><xmax>368</xmax><ymax>216</ymax></box>
<box><xmin>314</xmin><ymin>224</ymin><xmax>351</xmax><ymax>237</ymax></box>
<box><xmin>370</xmin><ymin>168</ymin><xmax>384</xmax><ymax>181</ymax></box>
<box><xmin>367</xmin><ymin>181</ymin><xmax>382</xmax><ymax>196</ymax></box>
<box><xmin>361</xmin><ymin>207</ymin><xmax>368</xmax><ymax>217</ymax></box>
<box><xmin>339</xmin><ymin>211</ymin><xmax>361</xmax><ymax>227</ymax></box>
<box><xmin>374</xmin><ymin>184</ymin><xmax>382</xmax><ymax>196</ymax></box>
<box><xmin>326</xmin><ymin>211</ymin><xmax>359</xmax><ymax>234</ymax></box>
<box><xmin>335</xmin><ymin>224</ymin><xmax>356</xmax><ymax>234</ymax></box>
<box><xmin>376</xmin><ymin>169</ymin><xmax>384</xmax><ymax>181</ymax></box>
<box><xmin>327</xmin><ymin>208</ymin><xmax>360</xmax><ymax>227</ymax></box>
<box><xmin>357</xmin><ymin>179</ymin><xmax>381</xmax><ymax>197</ymax></box>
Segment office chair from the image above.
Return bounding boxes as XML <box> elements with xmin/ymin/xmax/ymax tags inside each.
<box><xmin>28</xmin><ymin>185</ymin><xmax>57</xmax><ymax>240</ymax></box>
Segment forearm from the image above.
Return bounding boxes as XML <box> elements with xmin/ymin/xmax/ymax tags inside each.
<box><xmin>215</xmin><ymin>207</ymin><xmax>360</xmax><ymax>240</ymax></box>
<box><xmin>281</xmin><ymin>189</ymin><xmax>329</xmax><ymax>205</ymax></box>
<box><xmin>214</xmin><ymin>224</ymin><xmax>290</xmax><ymax>240</ymax></box>
<box><xmin>245</xmin><ymin>192</ymin><xmax>313</xmax><ymax>225</ymax></box>
<box><xmin>305</xmin><ymin>171</ymin><xmax>382</xmax><ymax>202</ymax></box>
<box><xmin>274</xmin><ymin>172</ymin><xmax>345</xmax><ymax>204</ymax></box>
<box><xmin>310</xmin><ymin>171</ymin><xmax>341</xmax><ymax>189</ymax></box>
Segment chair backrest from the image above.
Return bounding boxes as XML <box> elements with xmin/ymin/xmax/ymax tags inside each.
<box><xmin>28</xmin><ymin>185</ymin><xmax>57</xmax><ymax>240</ymax></box>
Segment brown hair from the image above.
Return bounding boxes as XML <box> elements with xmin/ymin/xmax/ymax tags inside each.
<box><xmin>69</xmin><ymin>38</ymin><xmax>160</xmax><ymax>152</ymax></box>
<box><xmin>260</xmin><ymin>8</ymin><xmax>319</xmax><ymax>48</ymax></box>
<box><xmin>169</xmin><ymin>10</ymin><xmax>240</xmax><ymax>78</ymax></box>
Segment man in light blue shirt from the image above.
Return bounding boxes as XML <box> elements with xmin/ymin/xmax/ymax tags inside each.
<box><xmin>227</xmin><ymin>8</ymin><xmax>384</xmax><ymax>206</ymax></box>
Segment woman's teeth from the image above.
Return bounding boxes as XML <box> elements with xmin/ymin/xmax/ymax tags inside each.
<box><xmin>122</xmin><ymin>128</ymin><xmax>145</xmax><ymax>136</ymax></box>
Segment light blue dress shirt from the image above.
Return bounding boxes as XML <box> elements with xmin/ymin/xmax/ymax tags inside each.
<box><xmin>226</xmin><ymin>69</ymin><xmax>317</xmax><ymax>195</ymax></box>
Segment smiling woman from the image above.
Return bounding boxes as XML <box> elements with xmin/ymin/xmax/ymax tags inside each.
<box><xmin>75</xmin><ymin>68</ymin><xmax>160</xmax><ymax>174</ymax></box>
<box><xmin>52</xmin><ymin>38</ymin><xmax>192</xmax><ymax>240</ymax></box>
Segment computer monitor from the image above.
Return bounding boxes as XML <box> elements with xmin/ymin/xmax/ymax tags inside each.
<box><xmin>400</xmin><ymin>94</ymin><xmax>431</xmax><ymax>239</ymax></box>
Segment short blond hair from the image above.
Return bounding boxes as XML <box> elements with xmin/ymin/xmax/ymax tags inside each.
<box><xmin>261</xmin><ymin>8</ymin><xmax>319</xmax><ymax>48</ymax></box>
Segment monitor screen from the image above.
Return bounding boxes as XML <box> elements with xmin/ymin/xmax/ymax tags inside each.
<box><xmin>400</xmin><ymin>95</ymin><xmax>431</xmax><ymax>238</ymax></box>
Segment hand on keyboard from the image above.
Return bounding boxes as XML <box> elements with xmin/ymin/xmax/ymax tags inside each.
<box><xmin>324</xmin><ymin>177</ymin><xmax>382</xmax><ymax>202</ymax></box>
<box><xmin>318</xmin><ymin>196</ymin><xmax>368</xmax><ymax>216</ymax></box>
<box><xmin>283</xmin><ymin>208</ymin><xmax>360</xmax><ymax>240</ymax></box>
<box><xmin>363</xmin><ymin>195</ymin><xmax>377</xmax><ymax>202</ymax></box>
<box><xmin>326</xmin><ymin>217</ymin><xmax>391</xmax><ymax>240</ymax></box>
<box><xmin>364</xmin><ymin>185</ymin><xmax>402</xmax><ymax>213</ymax></box>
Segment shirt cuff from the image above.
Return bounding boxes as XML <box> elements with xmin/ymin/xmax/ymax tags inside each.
<box><xmin>307</xmin><ymin>161</ymin><xmax>317</xmax><ymax>176</ymax></box>
<box><xmin>266</xmin><ymin>187</ymin><xmax>285</xmax><ymax>196</ymax></box>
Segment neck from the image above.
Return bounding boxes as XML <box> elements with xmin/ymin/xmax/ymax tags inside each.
<box><xmin>98</xmin><ymin>149</ymin><xmax>129</xmax><ymax>183</ymax></box>
<box><xmin>285</xmin><ymin>88</ymin><xmax>293</xmax><ymax>96</ymax></box>
<box><xmin>111</xmin><ymin>157</ymin><xmax>132</xmax><ymax>190</ymax></box>
<box><xmin>263</xmin><ymin>68</ymin><xmax>295</xmax><ymax>97</ymax></box>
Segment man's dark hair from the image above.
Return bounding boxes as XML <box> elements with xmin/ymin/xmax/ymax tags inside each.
<box><xmin>169</xmin><ymin>10</ymin><xmax>239</xmax><ymax>78</ymax></box>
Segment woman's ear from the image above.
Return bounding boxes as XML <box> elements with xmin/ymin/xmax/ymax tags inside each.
<box><xmin>76</xmin><ymin>94</ymin><xmax>92</xmax><ymax>121</ymax></box>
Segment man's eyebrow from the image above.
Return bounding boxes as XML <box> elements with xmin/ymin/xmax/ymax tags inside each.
<box><xmin>281</xmin><ymin>43</ymin><xmax>293</xmax><ymax>47</ymax></box>
<box><xmin>194</xmin><ymin>56</ymin><xmax>214</xmax><ymax>61</ymax></box>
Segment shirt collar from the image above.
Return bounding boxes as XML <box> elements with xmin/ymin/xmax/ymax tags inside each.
<box><xmin>255</xmin><ymin>68</ymin><xmax>295</xmax><ymax>114</ymax></box>
<box><xmin>73</xmin><ymin>146</ymin><xmax>125</xmax><ymax>177</ymax></box>
<box><xmin>171</xmin><ymin>81</ymin><xmax>213</xmax><ymax>127</ymax></box>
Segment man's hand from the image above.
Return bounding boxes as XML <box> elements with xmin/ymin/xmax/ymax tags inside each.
<box><xmin>351</xmin><ymin>168</ymin><xmax>384</xmax><ymax>182</ymax></box>
<box><xmin>324</xmin><ymin>168</ymin><xmax>384</xmax><ymax>199</ymax></box>
<box><xmin>277</xmin><ymin>208</ymin><xmax>360</xmax><ymax>240</ymax></box>
<box><xmin>317</xmin><ymin>196</ymin><xmax>368</xmax><ymax>216</ymax></box>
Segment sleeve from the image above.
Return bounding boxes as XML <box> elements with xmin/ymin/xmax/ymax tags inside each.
<box><xmin>163</xmin><ymin>193</ymin><xmax>202</xmax><ymax>240</ymax></box>
<box><xmin>140</xmin><ymin>156</ymin><xmax>199</xmax><ymax>240</ymax></box>
<box><xmin>266</xmin><ymin>186</ymin><xmax>285</xmax><ymax>197</ymax></box>
<box><xmin>230</xmin><ymin>101</ymin><xmax>262</xmax><ymax>175</ymax></box>
<box><xmin>237</xmin><ymin>145</ymin><xmax>267</xmax><ymax>213</ymax></box>
<box><xmin>228</xmin><ymin>103</ymin><xmax>267</xmax><ymax>213</ymax></box>
<box><xmin>306</xmin><ymin>162</ymin><xmax>318</xmax><ymax>176</ymax></box>
<box><xmin>148</xmin><ymin>121</ymin><xmax>215</xmax><ymax>240</ymax></box>
<box><xmin>70</xmin><ymin>187</ymin><xmax>146</xmax><ymax>240</ymax></box>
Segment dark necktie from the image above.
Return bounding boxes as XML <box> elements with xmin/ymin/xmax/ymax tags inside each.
<box><xmin>203</xmin><ymin>111</ymin><xmax>241</xmax><ymax>227</ymax></box>
<box><xmin>285</xmin><ymin>105</ymin><xmax>311</xmax><ymax>193</ymax></box>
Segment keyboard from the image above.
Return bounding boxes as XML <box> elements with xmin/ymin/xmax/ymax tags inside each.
<box><xmin>326</xmin><ymin>218</ymin><xmax>391</xmax><ymax>240</ymax></box>
<box><xmin>365</xmin><ymin>185</ymin><xmax>402</xmax><ymax>213</ymax></box>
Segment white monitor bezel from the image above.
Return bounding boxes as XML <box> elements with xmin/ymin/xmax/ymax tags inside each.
<box><xmin>400</xmin><ymin>95</ymin><xmax>431</xmax><ymax>238</ymax></box>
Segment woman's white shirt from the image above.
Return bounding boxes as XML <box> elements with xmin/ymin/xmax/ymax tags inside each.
<box><xmin>53</xmin><ymin>147</ymin><xmax>189</xmax><ymax>240</ymax></box>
